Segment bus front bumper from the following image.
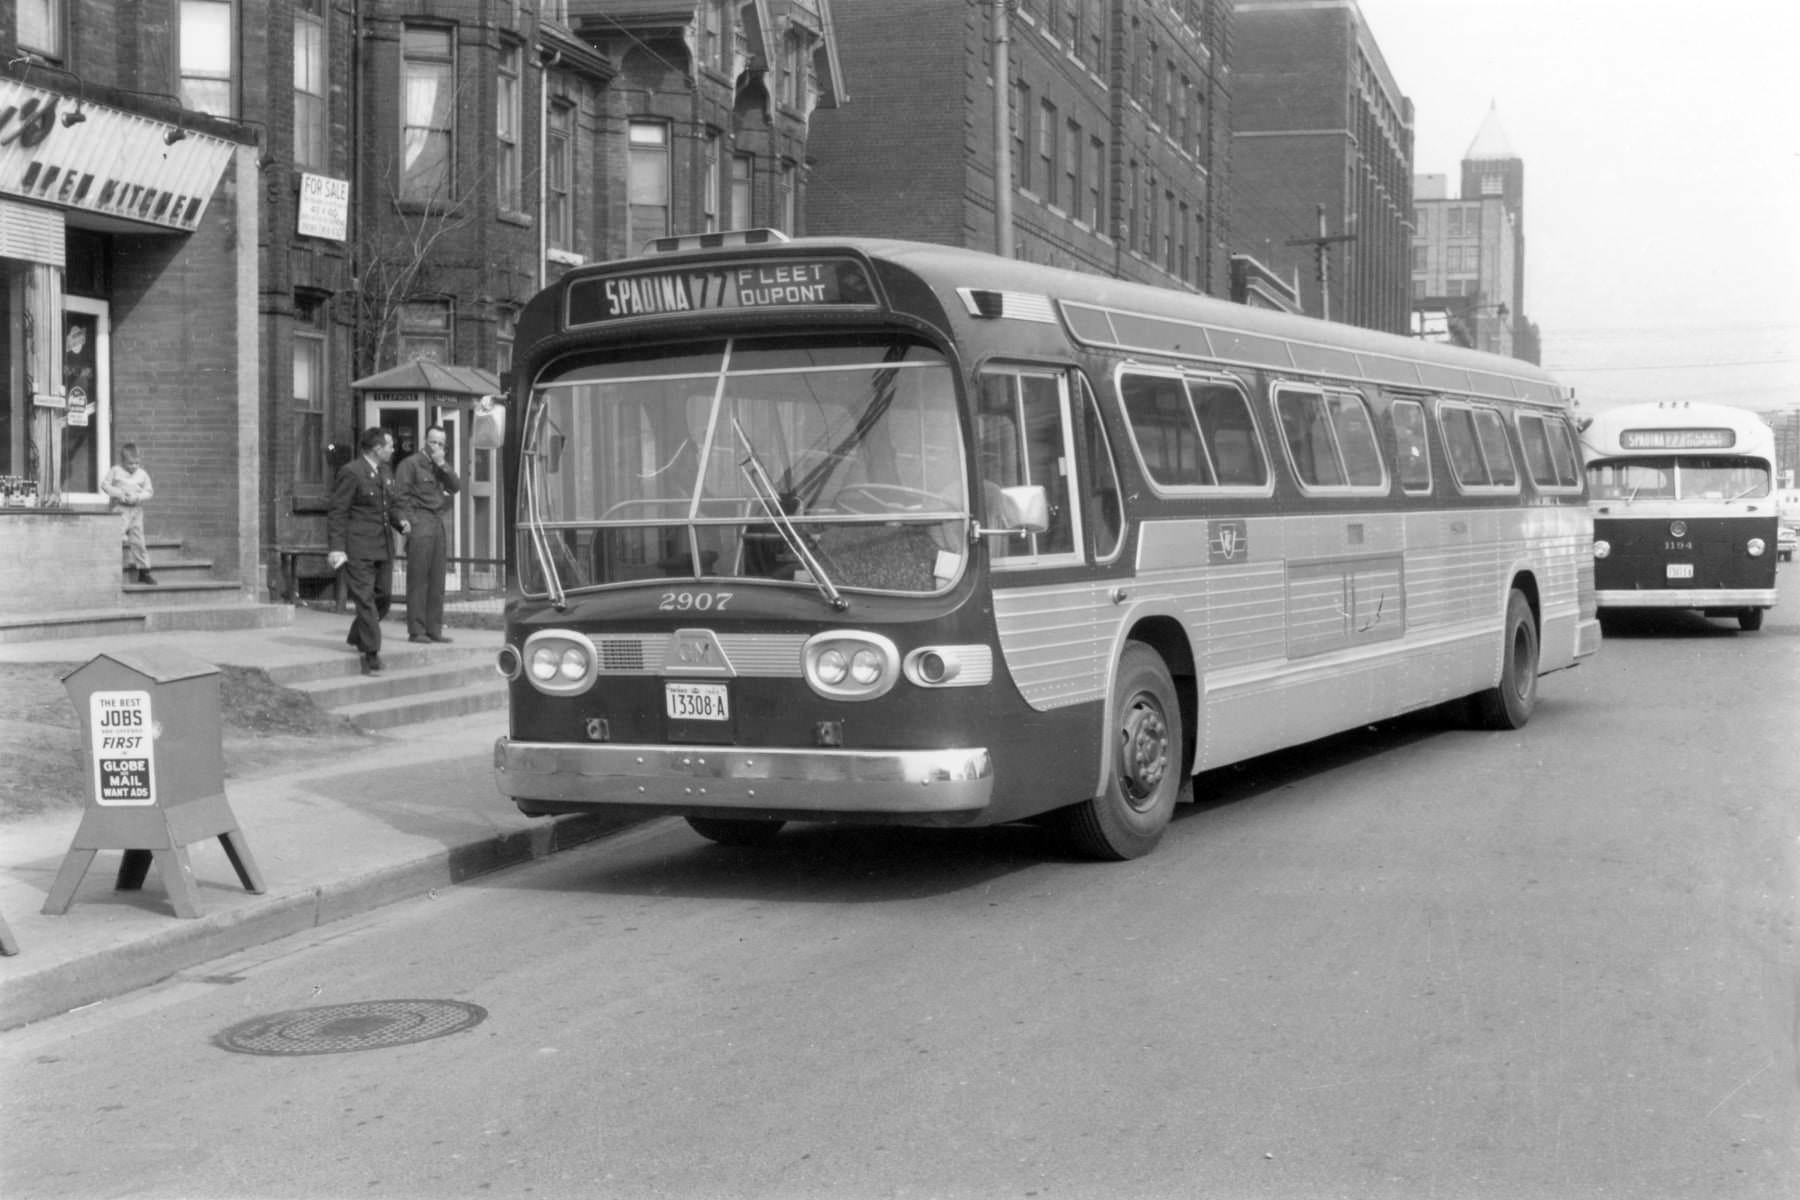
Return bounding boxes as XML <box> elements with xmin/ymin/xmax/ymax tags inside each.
<box><xmin>1597</xmin><ymin>588</ymin><xmax>1777</xmax><ymax>609</ymax></box>
<box><xmin>494</xmin><ymin>738</ymin><xmax>994</xmax><ymax>816</ymax></box>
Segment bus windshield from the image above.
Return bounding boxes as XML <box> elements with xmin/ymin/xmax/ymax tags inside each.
<box><xmin>519</xmin><ymin>334</ymin><xmax>969</xmax><ymax>598</ymax></box>
<box><xmin>1586</xmin><ymin>455</ymin><xmax>1771</xmax><ymax>502</ymax></box>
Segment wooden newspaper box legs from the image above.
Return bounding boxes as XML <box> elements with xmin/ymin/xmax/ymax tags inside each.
<box><xmin>45</xmin><ymin>648</ymin><xmax>266</xmax><ymax>920</ymax></box>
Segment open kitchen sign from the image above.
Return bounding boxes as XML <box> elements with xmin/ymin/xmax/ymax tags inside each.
<box><xmin>89</xmin><ymin>690</ymin><xmax>157</xmax><ymax>806</ymax></box>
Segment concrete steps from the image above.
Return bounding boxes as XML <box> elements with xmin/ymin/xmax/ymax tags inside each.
<box><xmin>275</xmin><ymin>644</ymin><xmax>505</xmax><ymax>733</ymax></box>
<box><xmin>0</xmin><ymin>602</ymin><xmax>293</xmax><ymax>643</ymax></box>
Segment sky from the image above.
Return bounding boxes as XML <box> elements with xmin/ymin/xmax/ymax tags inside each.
<box><xmin>1353</xmin><ymin>0</ymin><xmax>1800</xmax><ymax>416</ymax></box>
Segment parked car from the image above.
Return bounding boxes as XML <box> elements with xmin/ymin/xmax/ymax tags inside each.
<box><xmin>1779</xmin><ymin>522</ymin><xmax>1797</xmax><ymax>563</ymax></box>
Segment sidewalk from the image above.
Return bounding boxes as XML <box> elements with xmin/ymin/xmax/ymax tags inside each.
<box><xmin>0</xmin><ymin>606</ymin><xmax>640</xmax><ymax>1031</ymax></box>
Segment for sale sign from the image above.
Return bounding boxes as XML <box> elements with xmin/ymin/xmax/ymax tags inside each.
<box><xmin>89</xmin><ymin>690</ymin><xmax>156</xmax><ymax>806</ymax></box>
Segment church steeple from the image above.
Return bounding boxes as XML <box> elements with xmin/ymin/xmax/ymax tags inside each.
<box><xmin>1465</xmin><ymin>101</ymin><xmax>1518</xmax><ymax>162</ymax></box>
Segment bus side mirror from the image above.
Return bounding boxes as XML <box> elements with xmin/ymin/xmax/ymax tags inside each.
<box><xmin>470</xmin><ymin>396</ymin><xmax>506</xmax><ymax>450</ymax></box>
<box><xmin>977</xmin><ymin>484</ymin><xmax>1050</xmax><ymax>537</ymax></box>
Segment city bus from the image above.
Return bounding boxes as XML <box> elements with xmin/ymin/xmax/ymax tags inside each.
<box><xmin>485</xmin><ymin>232</ymin><xmax>1600</xmax><ymax>860</ymax></box>
<box><xmin>1580</xmin><ymin>401</ymin><xmax>1780</xmax><ymax>631</ymax></box>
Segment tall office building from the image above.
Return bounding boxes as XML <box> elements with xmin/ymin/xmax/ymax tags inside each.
<box><xmin>807</xmin><ymin>0</ymin><xmax>1235</xmax><ymax>295</ymax></box>
<box><xmin>1410</xmin><ymin>105</ymin><xmax>1535</xmax><ymax>362</ymax></box>
<box><xmin>1229</xmin><ymin>0</ymin><xmax>1413</xmax><ymax>333</ymax></box>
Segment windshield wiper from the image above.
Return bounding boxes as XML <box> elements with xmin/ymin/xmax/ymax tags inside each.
<box><xmin>734</xmin><ymin>418</ymin><xmax>847</xmax><ymax>611</ymax></box>
<box><xmin>522</xmin><ymin>412</ymin><xmax>567</xmax><ymax>611</ymax></box>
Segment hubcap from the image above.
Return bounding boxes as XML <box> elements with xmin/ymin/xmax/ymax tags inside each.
<box><xmin>1118</xmin><ymin>695</ymin><xmax>1169</xmax><ymax>810</ymax></box>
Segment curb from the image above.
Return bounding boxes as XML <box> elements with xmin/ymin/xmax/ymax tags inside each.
<box><xmin>0</xmin><ymin>811</ymin><xmax>643</xmax><ymax>1033</ymax></box>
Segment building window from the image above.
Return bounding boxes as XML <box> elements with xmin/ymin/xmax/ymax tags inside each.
<box><xmin>546</xmin><ymin>100</ymin><xmax>573</xmax><ymax>251</ymax></box>
<box><xmin>730</xmin><ymin>153</ymin><xmax>753</xmax><ymax>228</ymax></box>
<box><xmin>401</xmin><ymin>26</ymin><xmax>456</xmax><ymax>203</ymax></box>
<box><xmin>19</xmin><ymin>0</ymin><xmax>67</xmax><ymax>61</ymax></box>
<box><xmin>1063</xmin><ymin>120</ymin><xmax>1081</xmax><ymax>217</ymax></box>
<box><xmin>1038</xmin><ymin>100</ymin><xmax>1058</xmax><ymax>204</ymax></box>
<box><xmin>399</xmin><ymin>300</ymin><xmax>452</xmax><ymax>364</ymax></box>
<box><xmin>1163</xmin><ymin>189</ymin><xmax>1175</xmax><ymax>272</ymax></box>
<box><xmin>1013</xmin><ymin>81</ymin><xmax>1031</xmax><ymax>192</ymax></box>
<box><xmin>1178</xmin><ymin>201</ymin><xmax>1190</xmax><ymax>282</ymax></box>
<box><xmin>1481</xmin><ymin>172</ymin><xmax>1503</xmax><ymax>195</ymax></box>
<box><xmin>702</xmin><ymin>131</ymin><xmax>721</xmax><ymax>233</ymax></box>
<box><xmin>778</xmin><ymin>159</ymin><xmax>797</xmax><ymax>234</ymax></box>
<box><xmin>293</xmin><ymin>0</ymin><xmax>327</xmax><ymax>168</ymax></box>
<box><xmin>180</xmin><ymin>0</ymin><xmax>236</xmax><ymax>117</ymax></box>
<box><xmin>628</xmin><ymin>121</ymin><xmax>671</xmax><ymax>250</ymax></box>
<box><xmin>780</xmin><ymin>32</ymin><xmax>806</xmax><ymax>110</ymax></box>
<box><xmin>497</xmin><ymin>43</ymin><xmax>522</xmax><ymax>211</ymax></box>
<box><xmin>1412</xmin><ymin>244</ymin><xmax>1427</xmax><ymax>273</ymax></box>
<box><xmin>495</xmin><ymin>308</ymin><xmax>516</xmax><ymax>374</ymax></box>
<box><xmin>1087</xmin><ymin>136</ymin><xmax>1104</xmax><ymax>229</ymax></box>
<box><xmin>700</xmin><ymin>0</ymin><xmax>730</xmax><ymax>72</ymax></box>
<box><xmin>293</xmin><ymin>295</ymin><xmax>328</xmax><ymax>494</ymax></box>
<box><xmin>1087</xmin><ymin>1</ymin><xmax>1104</xmax><ymax>66</ymax></box>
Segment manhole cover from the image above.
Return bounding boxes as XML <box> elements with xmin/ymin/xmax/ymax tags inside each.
<box><xmin>215</xmin><ymin>1000</ymin><xmax>487</xmax><ymax>1056</ymax></box>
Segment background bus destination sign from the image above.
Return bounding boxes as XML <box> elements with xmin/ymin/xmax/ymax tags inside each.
<box><xmin>1620</xmin><ymin>427</ymin><xmax>1736</xmax><ymax>450</ymax></box>
<box><xmin>568</xmin><ymin>257</ymin><xmax>875</xmax><ymax>325</ymax></box>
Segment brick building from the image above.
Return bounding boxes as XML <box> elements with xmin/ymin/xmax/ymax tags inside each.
<box><xmin>2</xmin><ymin>9</ymin><xmax>257</xmax><ymax>620</ymax></box>
<box><xmin>3</xmin><ymin>1</ymin><xmax>844</xmax><ymax>609</ymax></box>
<box><xmin>807</xmin><ymin>0</ymin><xmax>1234</xmax><ymax>296</ymax></box>
<box><xmin>1229</xmin><ymin>0</ymin><xmax>1411</xmax><ymax>333</ymax></box>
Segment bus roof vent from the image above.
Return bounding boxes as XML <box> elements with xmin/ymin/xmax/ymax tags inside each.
<box><xmin>957</xmin><ymin>287</ymin><xmax>1057</xmax><ymax>324</ymax></box>
<box><xmin>644</xmin><ymin>229</ymin><xmax>792</xmax><ymax>255</ymax></box>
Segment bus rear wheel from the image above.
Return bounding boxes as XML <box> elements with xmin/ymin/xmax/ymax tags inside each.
<box><xmin>685</xmin><ymin>816</ymin><xmax>786</xmax><ymax>846</ymax></box>
<box><xmin>1737</xmin><ymin>608</ymin><xmax>1765</xmax><ymax>631</ymax></box>
<box><xmin>1470</xmin><ymin>589</ymin><xmax>1538</xmax><ymax>730</ymax></box>
<box><xmin>1057</xmin><ymin>644</ymin><xmax>1183</xmax><ymax>861</ymax></box>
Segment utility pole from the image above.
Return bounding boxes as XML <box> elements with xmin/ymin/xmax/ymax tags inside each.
<box><xmin>991</xmin><ymin>0</ymin><xmax>1014</xmax><ymax>257</ymax></box>
<box><xmin>1285</xmin><ymin>203</ymin><xmax>1355</xmax><ymax>322</ymax></box>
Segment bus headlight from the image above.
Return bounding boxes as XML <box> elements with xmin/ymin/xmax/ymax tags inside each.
<box><xmin>520</xmin><ymin>631</ymin><xmax>598</xmax><ymax>695</ymax></box>
<box><xmin>1746</xmin><ymin>538</ymin><xmax>1766</xmax><ymax>557</ymax></box>
<box><xmin>903</xmin><ymin>645</ymin><xmax>996</xmax><ymax>688</ymax></box>
<box><xmin>1593</xmin><ymin>540</ymin><xmax>1611</xmax><ymax>559</ymax></box>
<box><xmin>803</xmin><ymin>631</ymin><xmax>899</xmax><ymax>700</ymax></box>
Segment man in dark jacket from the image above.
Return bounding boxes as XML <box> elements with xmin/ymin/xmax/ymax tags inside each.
<box><xmin>393</xmin><ymin>424</ymin><xmax>462</xmax><ymax>644</ymax></box>
<box><xmin>327</xmin><ymin>427</ymin><xmax>409</xmax><ymax>674</ymax></box>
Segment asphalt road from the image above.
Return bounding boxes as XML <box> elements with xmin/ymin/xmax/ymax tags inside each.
<box><xmin>4</xmin><ymin>571</ymin><xmax>1797</xmax><ymax>1200</ymax></box>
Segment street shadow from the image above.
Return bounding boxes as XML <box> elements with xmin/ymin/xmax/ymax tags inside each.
<box><xmin>490</xmin><ymin>708</ymin><xmax>1476</xmax><ymax>905</ymax></box>
<box><xmin>1597</xmin><ymin>609</ymin><xmax>1747</xmax><ymax>639</ymax></box>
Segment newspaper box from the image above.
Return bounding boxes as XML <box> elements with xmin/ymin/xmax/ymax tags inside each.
<box><xmin>43</xmin><ymin>647</ymin><xmax>263</xmax><ymax>919</ymax></box>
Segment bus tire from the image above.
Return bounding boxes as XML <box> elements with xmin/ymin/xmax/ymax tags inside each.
<box><xmin>1470</xmin><ymin>589</ymin><xmax>1539</xmax><ymax>731</ymax></box>
<box><xmin>1058</xmin><ymin>644</ymin><xmax>1183</xmax><ymax>861</ymax></box>
<box><xmin>1737</xmin><ymin>608</ymin><xmax>1765</xmax><ymax>632</ymax></box>
<box><xmin>685</xmin><ymin>816</ymin><xmax>786</xmax><ymax>846</ymax></box>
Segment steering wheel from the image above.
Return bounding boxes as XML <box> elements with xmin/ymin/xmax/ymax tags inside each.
<box><xmin>828</xmin><ymin>483</ymin><xmax>955</xmax><ymax>515</ymax></box>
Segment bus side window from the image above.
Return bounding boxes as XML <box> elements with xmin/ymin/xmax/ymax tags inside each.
<box><xmin>1518</xmin><ymin>413</ymin><xmax>1558</xmax><ymax>487</ymax></box>
<box><xmin>1325</xmin><ymin>391</ymin><xmax>1387</xmax><ymax>488</ymax></box>
<box><xmin>1191</xmin><ymin>379</ymin><xmax>1269</xmax><ymax>487</ymax></box>
<box><xmin>1077</xmin><ymin>373</ymin><xmax>1125</xmax><ymax>560</ymax></box>
<box><xmin>1440</xmin><ymin>404</ymin><xmax>1491</xmax><ymax>488</ymax></box>
<box><xmin>978</xmin><ymin>370</ymin><xmax>1077</xmax><ymax>560</ymax></box>
<box><xmin>1471</xmin><ymin>407</ymin><xmax>1518</xmax><ymax>487</ymax></box>
<box><xmin>1276</xmin><ymin>389</ymin><xmax>1346</xmax><ymax>487</ymax></box>
<box><xmin>1122</xmin><ymin>371</ymin><xmax>1212</xmax><ymax>486</ymax></box>
<box><xmin>1391</xmin><ymin>398</ymin><xmax>1433</xmax><ymax>494</ymax></box>
<box><xmin>1546</xmin><ymin>418</ymin><xmax>1581</xmax><ymax>487</ymax></box>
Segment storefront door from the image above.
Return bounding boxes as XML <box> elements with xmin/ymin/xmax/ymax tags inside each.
<box><xmin>362</xmin><ymin>395</ymin><xmax>458</xmax><ymax>596</ymax></box>
<box><xmin>59</xmin><ymin>298</ymin><xmax>110</xmax><ymax>500</ymax></box>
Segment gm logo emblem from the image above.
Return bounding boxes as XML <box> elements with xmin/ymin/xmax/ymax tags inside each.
<box><xmin>1209</xmin><ymin>519</ymin><xmax>1249</xmax><ymax>564</ymax></box>
<box><xmin>662</xmin><ymin>628</ymin><xmax>734</xmax><ymax>676</ymax></box>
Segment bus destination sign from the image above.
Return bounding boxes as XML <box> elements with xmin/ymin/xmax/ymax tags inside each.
<box><xmin>568</xmin><ymin>257</ymin><xmax>876</xmax><ymax>326</ymax></box>
<box><xmin>1620</xmin><ymin>427</ymin><xmax>1736</xmax><ymax>450</ymax></box>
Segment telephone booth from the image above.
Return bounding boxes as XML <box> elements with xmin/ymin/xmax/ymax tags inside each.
<box><xmin>351</xmin><ymin>361</ymin><xmax>504</xmax><ymax>595</ymax></box>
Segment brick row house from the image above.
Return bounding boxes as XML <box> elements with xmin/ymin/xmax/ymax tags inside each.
<box><xmin>1</xmin><ymin>0</ymin><xmax>844</xmax><ymax>618</ymax></box>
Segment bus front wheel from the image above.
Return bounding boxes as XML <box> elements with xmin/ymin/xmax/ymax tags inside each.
<box><xmin>685</xmin><ymin>816</ymin><xmax>786</xmax><ymax>846</ymax></box>
<box><xmin>1470</xmin><ymin>589</ymin><xmax>1539</xmax><ymax>731</ymax></box>
<box><xmin>1737</xmin><ymin>608</ymin><xmax>1765</xmax><ymax>632</ymax></box>
<box><xmin>1058</xmin><ymin>644</ymin><xmax>1183</xmax><ymax>861</ymax></box>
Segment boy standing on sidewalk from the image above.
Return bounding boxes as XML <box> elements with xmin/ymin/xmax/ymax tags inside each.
<box><xmin>102</xmin><ymin>442</ymin><xmax>156</xmax><ymax>584</ymax></box>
